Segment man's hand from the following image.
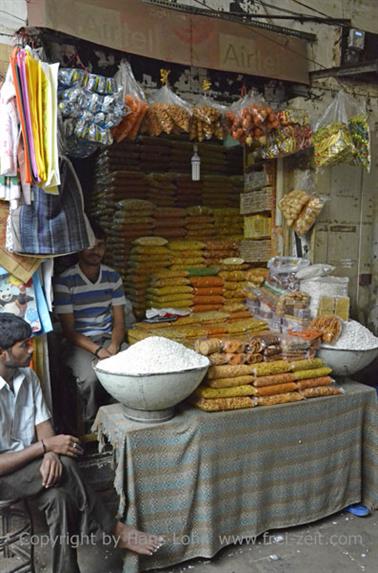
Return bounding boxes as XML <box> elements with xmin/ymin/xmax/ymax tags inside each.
<box><xmin>44</xmin><ymin>435</ymin><xmax>84</xmax><ymax>458</ymax></box>
<box><xmin>106</xmin><ymin>342</ymin><xmax>120</xmax><ymax>356</ymax></box>
<box><xmin>96</xmin><ymin>346</ymin><xmax>112</xmax><ymax>360</ymax></box>
<box><xmin>40</xmin><ymin>452</ymin><xmax>62</xmax><ymax>488</ymax></box>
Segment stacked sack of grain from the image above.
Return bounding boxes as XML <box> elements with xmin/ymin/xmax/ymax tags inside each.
<box><xmin>213</xmin><ymin>208</ymin><xmax>244</xmax><ymax>239</ymax></box>
<box><xmin>146</xmin><ymin>269</ymin><xmax>193</xmax><ymax>310</ymax></box>
<box><xmin>201</xmin><ymin>176</ymin><xmax>236</xmax><ymax>208</ymax></box>
<box><xmin>190</xmin><ymin>275</ymin><xmax>225</xmax><ymax>313</ymax></box>
<box><xmin>153</xmin><ymin>208</ymin><xmax>187</xmax><ymax>241</ymax></box>
<box><xmin>185</xmin><ymin>206</ymin><xmax>216</xmax><ymax>240</ymax></box>
<box><xmin>203</xmin><ymin>240</ymin><xmax>240</xmax><ymax>265</ymax></box>
<box><xmin>175</xmin><ymin>175</ymin><xmax>202</xmax><ymax>207</ymax></box>
<box><xmin>124</xmin><ymin>237</ymin><xmax>172</xmax><ymax>318</ymax></box>
<box><xmin>109</xmin><ymin>199</ymin><xmax>156</xmax><ymax>271</ymax></box>
<box><xmin>167</xmin><ymin>240</ymin><xmax>206</xmax><ymax>271</ymax></box>
<box><xmin>146</xmin><ymin>173</ymin><xmax>176</xmax><ymax>207</ymax></box>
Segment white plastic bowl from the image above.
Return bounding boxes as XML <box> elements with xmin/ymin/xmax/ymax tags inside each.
<box><xmin>318</xmin><ymin>345</ymin><xmax>378</xmax><ymax>377</ymax></box>
<box><xmin>94</xmin><ymin>361</ymin><xmax>209</xmax><ymax>422</ymax></box>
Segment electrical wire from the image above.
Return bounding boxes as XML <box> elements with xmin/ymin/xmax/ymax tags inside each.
<box><xmin>289</xmin><ymin>0</ymin><xmax>332</xmax><ymax>19</ymax></box>
<box><xmin>0</xmin><ymin>10</ymin><xmax>25</xmax><ymax>22</ymax></box>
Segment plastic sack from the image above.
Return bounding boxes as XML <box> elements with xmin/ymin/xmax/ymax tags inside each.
<box><xmin>267</xmin><ymin>257</ymin><xmax>310</xmax><ymax>292</ymax></box>
<box><xmin>279</xmin><ymin>171</ymin><xmax>326</xmax><ymax>234</ymax></box>
<box><xmin>190</xmin><ymin>94</ymin><xmax>226</xmax><ymax>142</ymax></box>
<box><xmin>112</xmin><ymin>60</ymin><xmax>148</xmax><ymax>142</ymax></box>
<box><xmin>226</xmin><ymin>90</ymin><xmax>280</xmax><ymax>146</ymax></box>
<box><xmin>261</xmin><ymin>109</ymin><xmax>312</xmax><ymax>159</ymax></box>
<box><xmin>142</xmin><ymin>84</ymin><xmax>192</xmax><ymax>136</ymax></box>
<box><xmin>313</xmin><ymin>90</ymin><xmax>370</xmax><ymax>171</ymax></box>
<box><xmin>296</xmin><ymin>264</ymin><xmax>335</xmax><ymax>280</ymax></box>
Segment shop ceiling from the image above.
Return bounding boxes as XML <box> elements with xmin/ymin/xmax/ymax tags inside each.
<box><xmin>27</xmin><ymin>0</ymin><xmax>310</xmax><ymax>84</ymax></box>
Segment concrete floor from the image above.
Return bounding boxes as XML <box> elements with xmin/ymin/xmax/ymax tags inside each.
<box><xmin>2</xmin><ymin>507</ymin><xmax>376</xmax><ymax>573</ymax></box>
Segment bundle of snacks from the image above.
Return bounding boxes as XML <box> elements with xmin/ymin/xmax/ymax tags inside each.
<box><xmin>153</xmin><ymin>207</ymin><xmax>187</xmax><ymax>239</ymax></box>
<box><xmin>190</xmin><ymin>275</ymin><xmax>224</xmax><ymax>312</ymax></box>
<box><xmin>280</xmin><ymin>332</ymin><xmax>318</xmax><ymax>361</ymax></box>
<box><xmin>146</xmin><ymin>284</ymin><xmax>194</xmax><ymax>310</ymax></box>
<box><xmin>142</xmin><ymin>78</ymin><xmax>192</xmax><ymax>136</ymax></box>
<box><xmin>220</xmin><ymin>269</ymin><xmax>249</xmax><ymax>305</ymax></box>
<box><xmin>125</xmin><ymin>238</ymin><xmax>172</xmax><ymax>316</ymax></box>
<box><xmin>190</xmin><ymin>92</ymin><xmax>226</xmax><ymax>142</ymax></box>
<box><xmin>58</xmin><ymin>68</ymin><xmax>125</xmax><ymax>152</ymax></box>
<box><xmin>279</xmin><ymin>190</ymin><xmax>310</xmax><ymax>227</ymax></box>
<box><xmin>111</xmin><ymin>60</ymin><xmax>148</xmax><ymax>142</ymax></box>
<box><xmin>260</xmin><ymin>110</ymin><xmax>312</xmax><ymax>159</ymax></box>
<box><xmin>212</xmin><ymin>208</ymin><xmax>244</xmax><ymax>237</ymax></box>
<box><xmin>226</xmin><ymin>91</ymin><xmax>280</xmax><ymax>146</ymax></box>
<box><xmin>349</xmin><ymin>114</ymin><xmax>370</xmax><ymax>171</ymax></box>
<box><xmin>147</xmin><ymin>174</ymin><xmax>177</xmax><ymax>208</ymax></box>
<box><xmin>191</xmin><ymin>396</ymin><xmax>255</xmax><ymax>412</ymax></box>
<box><xmin>313</xmin><ymin>91</ymin><xmax>370</xmax><ymax>171</ymax></box>
<box><xmin>185</xmin><ymin>206</ymin><xmax>216</xmax><ymax>240</ymax></box>
<box><xmin>299</xmin><ymin>386</ymin><xmax>342</xmax><ymax>398</ymax></box>
<box><xmin>168</xmin><ymin>240</ymin><xmax>206</xmax><ymax>273</ymax></box>
<box><xmin>295</xmin><ymin>195</ymin><xmax>326</xmax><ymax>236</ymax></box>
<box><xmin>204</xmin><ymin>240</ymin><xmax>240</xmax><ymax>265</ymax></box>
<box><xmin>310</xmin><ymin>315</ymin><xmax>342</xmax><ymax>344</ymax></box>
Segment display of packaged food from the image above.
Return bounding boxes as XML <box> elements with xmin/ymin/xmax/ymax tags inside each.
<box><xmin>299</xmin><ymin>386</ymin><xmax>343</xmax><ymax>398</ymax></box>
<box><xmin>296</xmin><ymin>376</ymin><xmax>333</xmax><ymax>390</ymax></box>
<box><xmin>195</xmin><ymin>385</ymin><xmax>255</xmax><ymax>399</ymax></box>
<box><xmin>191</xmin><ymin>396</ymin><xmax>255</xmax><ymax>411</ymax></box>
<box><xmin>251</xmin><ymin>360</ymin><xmax>290</xmax><ymax>377</ymax></box>
<box><xmin>310</xmin><ymin>316</ymin><xmax>342</xmax><ymax>344</ymax></box>
<box><xmin>253</xmin><ymin>382</ymin><xmax>298</xmax><ymax>396</ymax></box>
<box><xmin>292</xmin><ymin>367</ymin><xmax>332</xmax><ymax>380</ymax></box>
<box><xmin>253</xmin><ymin>372</ymin><xmax>295</xmax><ymax>387</ymax></box>
<box><xmin>206</xmin><ymin>375</ymin><xmax>254</xmax><ymax>388</ymax></box>
<box><xmin>240</xmin><ymin>188</ymin><xmax>273</xmax><ymax>215</ymax></box>
<box><xmin>256</xmin><ymin>392</ymin><xmax>304</xmax><ymax>406</ymax></box>
<box><xmin>289</xmin><ymin>358</ymin><xmax>325</xmax><ymax>372</ymax></box>
<box><xmin>207</xmin><ymin>364</ymin><xmax>253</xmax><ymax>380</ymax></box>
<box><xmin>279</xmin><ymin>190</ymin><xmax>310</xmax><ymax>227</ymax></box>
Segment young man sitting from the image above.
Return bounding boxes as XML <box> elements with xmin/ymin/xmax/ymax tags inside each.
<box><xmin>54</xmin><ymin>223</ymin><xmax>132</xmax><ymax>428</ymax></box>
<box><xmin>0</xmin><ymin>313</ymin><xmax>162</xmax><ymax>573</ymax></box>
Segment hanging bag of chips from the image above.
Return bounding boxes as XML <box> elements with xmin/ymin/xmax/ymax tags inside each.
<box><xmin>313</xmin><ymin>90</ymin><xmax>370</xmax><ymax>171</ymax></box>
<box><xmin>111</xmin><ymin>59</ymin><xmax>148</xmax><ymax>142</ymax></box>
<box><xmin>142</xmin><ymin>69</ymin><xmax>192</xmax><ymax>137</ymax></box>
<box><xmin>190</xmin><ymin>80</ymin><xmax>226</xmax><ymax>142</ymax></box>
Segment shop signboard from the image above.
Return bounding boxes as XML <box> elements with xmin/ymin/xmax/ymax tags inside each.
<box><xmin>28</xmin><ymin>0</ymin><xmax>309</xmax><ymax>84</ymax></box>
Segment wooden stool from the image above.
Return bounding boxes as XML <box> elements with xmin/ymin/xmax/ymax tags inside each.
<box><xmin>0</xmin><ymin>499</ymin><xmax>35</xmax><ymax>573</ymax></box>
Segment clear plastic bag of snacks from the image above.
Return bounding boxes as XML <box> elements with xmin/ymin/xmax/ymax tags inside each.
<box><xmin>112</xmin><ymin>60</ymin><xmax>148</xmax><ymax>142</ymax></box>
<box><xmin>313</xmin><ymin>90</ymin><xmax>370</xmax><ymax>170</ymax></box>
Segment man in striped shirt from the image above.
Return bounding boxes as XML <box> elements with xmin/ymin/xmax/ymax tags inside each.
<box><xmin>54</xmin><ymin>224</ymin><xmax>127</xmax><ymax>427</ymax></box>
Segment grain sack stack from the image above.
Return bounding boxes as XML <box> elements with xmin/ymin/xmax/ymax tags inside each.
<box><xmin>175</xmin><ymin>175</ymin><xmax>202</xmax><ymax>207</ymax></box>
<box><xmin>203</xmin><ymin>239</ymin><xmax>240</xmax><ymax>265</ymax></box>
<box><xmin>124</xmin><ymin>237</ymin><xmax>172</xmax><ymax>318</ymax></box>
<box><xmin>185</xmin><ymin>206</ymin><xmax>216</xmax><ymax>240</ymax></box>
<box><xmin>167</xmin><ymin>240</ymin><xmax>206</xmax><ymax>271</ymax></box>
<box><xmin>190</xmin><ymin>275</ymin><xmax>225</xmax><ymax>313</ymax></box>
<box><xmin>213</xmin><ymin>208</ymin><xmax>244</xmax><ymax>239</ymax></box>
<box><xmin>153</xmin><ymin>208</ymin><xmax>187</xmax><ymax>240</ymax></box>
<box><xmin>146</xmin><ymin>276</ymin><xmax>194</xmax><ymax>310</ymax></box>
<box><xmin>108</xmin><ymin>199</ymin><xmax>155</xmax><ymax>271</ymax></box>
<box><xmin>146</xmin><ymin>173</ymin><xmax>176</xmax><ymax>207</ymax></box>
<box><xmin>139</xmin><ymin>136</ymin><xmax>172</xmax><ymax>172</ymax></box>
<box><xmin>201</xmin><ymin>176</ymin><xmax>235</xmax><ymax>208</ymax></box>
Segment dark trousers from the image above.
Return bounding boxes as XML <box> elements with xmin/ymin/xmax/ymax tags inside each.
<box><xmin>0</xmin><ymin>456</ymin><xmax>115</xmax><ymax>573</ymax></box>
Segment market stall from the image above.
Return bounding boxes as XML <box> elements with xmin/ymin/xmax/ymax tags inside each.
<box><xmin>93</xmin><ymin>380</ymin><xmax>378</xmax><ymax>573</ymax></box>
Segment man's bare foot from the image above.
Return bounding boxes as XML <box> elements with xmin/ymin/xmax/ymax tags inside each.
<box><xmin>113</xmin><ymin>521</ymin><xmax>164</xmax><ymax>556</ymax></box>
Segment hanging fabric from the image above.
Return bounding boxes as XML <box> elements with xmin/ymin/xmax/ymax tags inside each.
<box><xmin>0</xmin><ymin>66</ymin><xmax>19</xmax><ymax>177</ymax></box>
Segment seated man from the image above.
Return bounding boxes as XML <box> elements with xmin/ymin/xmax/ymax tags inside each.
<box><xmin>54</xmin><ymin>222</ymin><xmax>132</xmax><ymax>427</ymax></box>
<box><xmin>0</xmin><ymin>313</ymin><xmax>162</xmax><ymax>573</ymax></box>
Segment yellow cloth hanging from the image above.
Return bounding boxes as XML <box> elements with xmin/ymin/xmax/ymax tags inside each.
<box><xmin>25</xmin><ymin>52</ymin><xmax>46</xmax><ymax>182</ymax></box>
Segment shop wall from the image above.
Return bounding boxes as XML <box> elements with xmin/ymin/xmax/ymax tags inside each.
<box><xmin>287</xmin><ymin>81</ymin><xmax>378</xmax><ymax>321</ymax></box>
<box><xmin>0</xmin><ymin>0</ymin><xmax>27</xmax><ymax>78</ymax></box>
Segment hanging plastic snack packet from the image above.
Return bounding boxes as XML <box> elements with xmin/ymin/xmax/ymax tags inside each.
<box><xmin>111</xmin><ymin>59</ymin><xmax>148</xmax><ymax>142</ymax></box>
<box><xmin>313</xmin><ymin>90</ymin><xmax>355</xmax><ymax>169</ymax></box>
<box><xmin>261</xmin><ymin>109</ymin><xmax>312</xmax><ymax>159</ymax></box>
<box><xmin>142</xmin><ymin>69</ymin><xmax>192</xmax><ymax>136</ymax></box>
<box><xmin>226</xmin><ymin>89</ymin><xmax>280</xmax><ymax>146</ymax></box>
<box><xmin>348</xmin><ymin>97</ymin><xmax>370</xmax><ymax>171</ymax></box>
<box><xmin>190</xmin><ymin>80</ymin><xmax>226</xmax><ymax>142</ymax></box>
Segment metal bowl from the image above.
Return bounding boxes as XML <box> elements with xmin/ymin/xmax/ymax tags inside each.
<box><xmin>93</xmin><ymin>361</ymin><xmax>209</xmax><ymax>422</ymax></box>
<box><xmin>318</xmin><ymin>345</ymin><xmax>378</xmax><ymax>377</ymax></box>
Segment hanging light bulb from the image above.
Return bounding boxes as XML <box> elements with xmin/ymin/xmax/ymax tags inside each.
<box><xmin>191</xmin><ymin>144</ymin><xmax>201</xmax><ymax>181</ymax></box>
